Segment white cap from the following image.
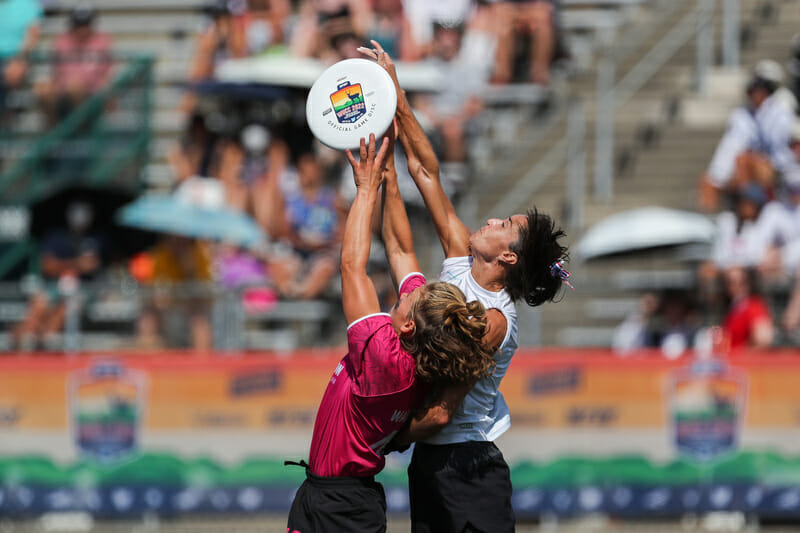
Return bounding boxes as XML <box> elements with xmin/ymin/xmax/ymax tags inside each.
<box><xmin>753</xmin><ymin>59</ymin><xmax>784</xmax><ymax>85</ymax></box>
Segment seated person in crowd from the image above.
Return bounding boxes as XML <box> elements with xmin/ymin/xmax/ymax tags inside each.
<box><xmin>491</xmin><ymin>0</ymin><xmax>557</xmax><ymax>85</ymax></box>
<box><xmin>410</xmin><ymin>15</ymin><xmax>494</xmax><ymax>191</ymax></box>
<box><xmin>166</xmin><ymin>112</ymin><xmax>225</xmax><ymax>185</ymax></box>
<box><xmin>774</xmin><ymin>122</ymin><xmax>800</xmax><ymax>333</ymax></box>
<box><xmin>365</xmin><ymin>0</ymin><xmax>421</xmax><ymax>61</ymax></box>
<box><xmin>721</xmin><ymin>266</ymin><xmax>774</xmax><ymax>350</ymax></box>
<box><xmin>11</xmin><ymin>202</ymin><xmax>105</xmax><ymax>351</ymax></box>
<box><xmin>698</xmin><ymin>60</ymin><xmax>797</xmax><ymax>212</ymax></box>
<box><xmin>233</xmin><ymin>0</ymin><xmax>292</xmax><ymax>56</ymax></box>
<box><xmin>136</xmin><ymin>236</ymin><xmax>214</xmax><ymax>352</ymax></box>
<box><xmin>699</xmin><ymin>183</ymin><xmax>788</xmax><ymax>300</ymax></box>
<box><xmin>268</xmin><ymin>149</ymin><xmax>343</xmax><ymax>300</ymax></box>
<box><xmin>612</xmin><ymin>290</ymin><xmax>700</xmax><ymax>358</ymax></box>
<box><xmin>217</xmin><ymin>123</ymin><xmax>289</xmax><ymax>229</ymax></box>
<box><xmin>290</xmin><ymin>0</ymin><xmax>370</xmax><ymax>60</ymax></box>
<box><xmin>0</xmin><ymin>0</ymin><xmax>40</xmax><ymax>123</ymax></box>
<box><xmin>35</xmin><ymin>4</ymin><xmax>113</xmax><ymax>125</ymax></box>
<box><xmin>181</xmin><ymin>0</ymin><xmax>247</xmax><ymax>114</ymax></box>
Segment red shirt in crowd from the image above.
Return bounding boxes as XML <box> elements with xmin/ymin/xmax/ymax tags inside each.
<box><xmin>723</xmin><ymin>295</ymin><xmax>771</xmax><ymax>349</ymax></box>
<box><xmin>308</xmin><ymin>273</ymin><xmax>428</xmax><ymax>477</ymax></box>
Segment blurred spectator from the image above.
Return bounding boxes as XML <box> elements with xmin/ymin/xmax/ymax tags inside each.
<box><xmin>181</xmin><ymin>0</ymin><xmax>247</xmax><ymax>114</ymax></box>
<box><xmin>166</xmin><ymin>112</ymin><xmax>225</xmax><ymax>185</ymax></box>
<box><xmin>491</xmin><ymin>0</ymin><xmax>557</xmax><ymax>85</ymax></box>
<box><xmin>721</xmin><ymin>266</ymin><xmax>774</xmax><ymax>350</ymax></box>
<box><xmin>777</xmin><ymin>125</ymin><xmax>800</xmax><ymax>334</ymax></box>
<box><xmin>365</xmin><ymin>0</ymin><xmax>420</xmax><ymax>61</ymax></box>
<box><xmin>233</xmin><ymin>0</ymin><xmax>292</xmax><ymax>56</ymax></box>
<box><xmin>776</xmin><ymin>123</ymin><xmax>800</xmax><ymax>275</ymax></box>
<box><xmin>137</xmin><ymin>236</ymin><xmax>214</xmax><ymax>351</ymax></box>
<box><xmin>268</xmin><ymin>149</ymin><xmax>342</xmax><ymax>299</ymax></box>
<box><xmin>699</xmin><ymin>183</ymin><xmax>786</xmax><ymax>291</ymax></box>
<box><xmin>217</xmin><ymin>123</ymin><xmax>290</xmax><ymax>229</ymax></box>
<box><xmin>35</xmin><ymin>3</ymin><xmax>113</xmax><ymax>125</ymax></box>
<box><xmin>412</xmin><ymin>15</ymin><xmax>494</xmax><ymax>191</ymax></box>
<box><xmin>290</xmin><ymin>0</ymin><xmax>370</xmax><ymax>61</ymax></box>
<box><xmin>0</xmin><ymin>0</ymin><xmax>41</xmax><ymax>121</ymax></box>
<box><xmin>698</xmin><ymin>60</ymin><xmax>797</xmax><ymax>212</ymax></box>
<box><xmin>402</xmin><ymin>0</ymin><xmax>473</xmax><ymax>54</ymax></box>
<box><xmin>790</xmin><ymin>33</ymin><xmax>800</xmax><ymax>107</ymax></box>
<box><xmin>11</xmin><ymin>201</ymin><xmax>106</xmax><ymax>351</ymax></box>
<box><xmin>612</xmin><ymin>290</ymin><xmax>700</xmax><ymax>358</ymax></box>
<box><xmin>215</xmin><ymin>243</ymin><xmax>278</xmax><ymax>314</ymax></box>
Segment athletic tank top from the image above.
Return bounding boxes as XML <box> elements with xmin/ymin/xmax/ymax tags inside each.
<box><xmin>425</xmin><ymin>256</ymin><xmax>519</xmax><ymax>444</ymax></box>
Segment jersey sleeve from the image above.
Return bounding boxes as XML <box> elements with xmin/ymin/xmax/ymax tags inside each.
<box><xmin>347</xmin><ymin>313</ymin><xmax>393</xmax><ymax>377</ymax></box>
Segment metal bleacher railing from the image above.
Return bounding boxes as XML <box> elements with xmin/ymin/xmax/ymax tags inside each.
<box><xmin>0</xmin><ymin>52</ymin><xmax>154</xmax><ymax>279</ymax></box>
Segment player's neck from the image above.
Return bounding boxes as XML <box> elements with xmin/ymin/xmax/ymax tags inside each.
<box><xmin>470</xmin><ymin>258</ymin><xmax>506</xmax><ymax>293</ymax></box>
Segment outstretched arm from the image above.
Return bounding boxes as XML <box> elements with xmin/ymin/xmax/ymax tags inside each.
<box><xmin>341</xmin><ymin>134</ymin><xmax>392</xmax><ymax>324</ymax></box>
<box><xmin>381</xmin><ymin>120</ymin><xmax>422</xmax><ymax>287</ymax></box>
<box><xmin>360</xmin><ymin>41</ymin><xmax>472</xmax><ymax>258</ymax></box>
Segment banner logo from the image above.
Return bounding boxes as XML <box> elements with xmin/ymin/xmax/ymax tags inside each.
<box><xmin>68</xmin><ymin>359</ymin><xmax>148</xmax><ymax>462</ymax></box>
<box><xmin>667</xmin><ymin>359</ymin><xmax>747</xmax><ymax>462</ymax></box>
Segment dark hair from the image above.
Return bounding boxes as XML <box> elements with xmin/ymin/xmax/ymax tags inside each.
<box><xmin>746</xmin><ymin>77</ymin><xmax>778</xmax><ymax>96</ymax></box>
<box><xmin>505</xmin><ymin>208</ymin><xmax>569</xmax><ymax>306</ymax></box>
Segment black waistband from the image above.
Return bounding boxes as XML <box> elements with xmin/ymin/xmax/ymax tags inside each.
<box><xmin>305</xmin><ymin>470</ymin><xmax>378</xmax><ymax>487</ymax></box>
<box><xmin>415</xmin><ymin>441</ymin><xmax>496</xmax><ymax>450</ymax></box>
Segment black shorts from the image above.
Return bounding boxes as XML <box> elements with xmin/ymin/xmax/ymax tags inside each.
<box><xmin>287</xmin><ymin>470</ymin><xmax>387</xmax><ymax>533</ymax></box>
<box><xmin>408</xmin><ymin>441</ymin><xmax>515</xmax><ymax>533</ymax></box>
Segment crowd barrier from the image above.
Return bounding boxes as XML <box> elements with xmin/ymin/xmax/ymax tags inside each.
<box><xmin>1</xmin><ymin>349</ymin><xmax>799</xmax><ymax>519</ymax></box>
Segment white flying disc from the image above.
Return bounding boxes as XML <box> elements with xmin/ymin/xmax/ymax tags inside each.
<box><xmin>306</xmin><ymin>58</ymin><xmax>397</xmax><ymax>151</ymax></box>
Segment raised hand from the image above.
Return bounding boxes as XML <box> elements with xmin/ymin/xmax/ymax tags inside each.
<box><xmin>357</xmin><ymin>40</ymin><xmax>403</xmax><ymax>97</ymax></box>
<box><xmin>345</xmin><ymin>133</ymin><xmax>391</xmax><ymax>192</ymax></box>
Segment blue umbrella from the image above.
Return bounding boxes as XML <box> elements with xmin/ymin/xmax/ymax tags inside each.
<box><xmin>116</xmin><ymin>194</ymin><xmax>266</xmax><ymax>249</ymax></box>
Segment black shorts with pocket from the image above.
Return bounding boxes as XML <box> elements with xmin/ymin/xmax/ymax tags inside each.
<box><xmin>408</xmin><ymin>441</ymin><xmax>515</xmax><ymax>533</ymax></box>
<box><xmin>287</xmin><ymin>470</ymin><xmax>387</xmax><ymax>533</ymax></box>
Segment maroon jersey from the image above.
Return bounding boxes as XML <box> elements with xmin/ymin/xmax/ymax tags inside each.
<box><xmin>308</xmin><ymin>273</ymin><xmax>428</xmax><ymax>477</ymax></box>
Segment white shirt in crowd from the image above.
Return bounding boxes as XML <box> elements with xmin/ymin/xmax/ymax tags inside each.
<box><xmin>707</xmin><ymin>94</ymin><xmax>797</xmax><ymax>188</ymax></box>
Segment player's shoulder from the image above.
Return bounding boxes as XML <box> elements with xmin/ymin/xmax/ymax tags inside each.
<box><xmin>439</xmin><ymin>256</ymin><xmax>472</xmax><ymax>282</ymax></box>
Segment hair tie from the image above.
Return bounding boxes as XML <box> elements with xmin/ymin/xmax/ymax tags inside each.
<box><xmin>550</xmin><ymin>259</ymin><xmax>574</xmax><ymax>290</ymax></box>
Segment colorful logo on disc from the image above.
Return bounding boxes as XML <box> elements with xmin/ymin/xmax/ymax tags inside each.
<box><xmin>330</xmin><ymin>81</ymin><xmax>366</xmax><ymax>124</ymax></box>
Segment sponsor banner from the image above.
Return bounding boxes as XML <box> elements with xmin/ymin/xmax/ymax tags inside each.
<box><xmin>2</xmin><ymin>349</ymin><xmax>800</xmax><ymax>518</ymax></box>
<box><xmin>4</xmin><ymin>350</ymin><xmax>800</xmax><ymax>432</ymax></box>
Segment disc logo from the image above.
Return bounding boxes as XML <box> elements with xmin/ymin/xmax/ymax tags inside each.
<box><xmin>667</xmin><ymin>359</ymin><xmax>747</xmax><ymax>462</ymax></box>
<box><xmin>68</xmin><ymin>359</ymin><xmax>148</xmax><ymax>463</ymax></box>
<box><xmin>330</xmin><ymin>81</ymin><xmax>366</xmax><ymax>124</ymax></box>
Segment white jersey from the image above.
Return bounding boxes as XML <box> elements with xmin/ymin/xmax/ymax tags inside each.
<box><xmin>425</xmin><ymin>256</ymin><xmax>519</xmax><ymax>444</ymax></box>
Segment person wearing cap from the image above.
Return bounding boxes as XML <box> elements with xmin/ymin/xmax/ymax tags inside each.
<box><xmin>699</xmin><ymin>59</ymin><xmax>797</xmax><ymax>212</ymax></box>
<box><xmin>35</xmin><ymin>2</ymin><xmax>113</xmax><ymax>124</ymax></box>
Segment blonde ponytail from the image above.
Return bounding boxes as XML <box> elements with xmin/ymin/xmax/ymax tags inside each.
<box><xmin>400</xmin><ymin>282</ymin><xmax>496</xmax><ymax>384</ymax></box>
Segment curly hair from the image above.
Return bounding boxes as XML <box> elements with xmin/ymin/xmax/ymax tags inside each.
<box><xmin>399</xmin><ymin>282</ymin><xmax>496</xmax><ymax>384</ymax></box>
<box><xmin>505</xmin><ymin>208</ymin><xmax>569</xmax><ymax>306</ymax></box>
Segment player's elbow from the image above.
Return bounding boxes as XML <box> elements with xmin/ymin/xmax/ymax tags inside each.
<box><xmin>339</xmin><ymin>257</ymin><xmax>364</xmax><ymax>277</ymax></box>
<box><xmin>429</xmin><ymin>409</ymin><xmax>452</xmax><ymax>429</ymax></box>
